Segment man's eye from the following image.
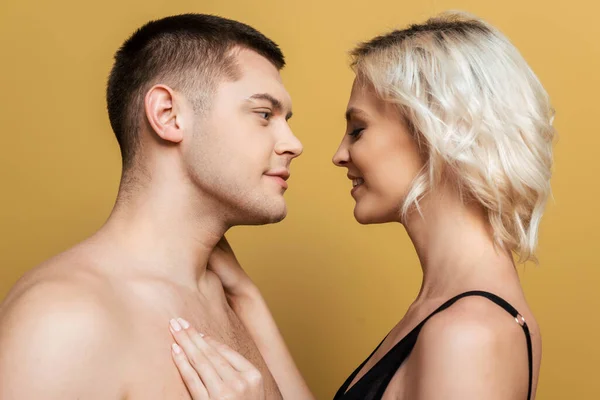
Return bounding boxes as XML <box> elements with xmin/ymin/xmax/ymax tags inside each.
<box><xmin>257</xmin><ymin>111</ymin><xmax>272</xmax><ymax>120</ymax></box>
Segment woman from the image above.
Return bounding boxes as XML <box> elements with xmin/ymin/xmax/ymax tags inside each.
<box><xmin>168</xmin><ymin>11</ymin><xmax>555</xmax><ymax>400</ymax></box>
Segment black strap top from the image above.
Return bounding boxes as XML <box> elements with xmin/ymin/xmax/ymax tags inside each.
<box><xmin>333</xmin><ymin>291</ymin><xmax>534</xmax><ymax>400</ymax></box>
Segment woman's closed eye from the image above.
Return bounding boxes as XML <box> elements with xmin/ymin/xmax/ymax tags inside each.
<box><xmin>348</xmin><ymin>127</ymin><xmax>365</xmax><ymax>138</ymax></box>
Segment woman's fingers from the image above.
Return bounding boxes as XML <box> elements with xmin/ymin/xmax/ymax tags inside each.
<box><xmin>196</xmin><ymin>334</ymin><xmax>265</xmax><ymax>398</ymax></box>
<box><xmin>183</xmin><ymin>322</ymin><xmax>238</xmax><ymax>381</ymax></box>
<box><xmin>170</xmin><ymin>318</ymin><xmax>265</xmax><ymax>399</ymax></box>
<box><xmin>170</xmin><ymin>318</ymin><xmax>223</xmax><ymax>395</ymax></box>
<box><xmin>171</xmin><ymin>342</ymin><xmax>209</xmax><ymax>399</ymax></box>
<box><xmin>203</xmin><ymin>336</ymin><xmax>259</xmax><ymax>373</ymax></box>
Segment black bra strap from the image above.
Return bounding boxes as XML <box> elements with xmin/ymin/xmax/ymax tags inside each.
<box><xmin>438</xmin><ymin>291</ymin><xmax>533</xmax><ymax>400</ymax></box>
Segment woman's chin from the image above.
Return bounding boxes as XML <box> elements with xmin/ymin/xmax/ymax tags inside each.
<box><xmin>354</xmin><ymin>204</ymin><xmax>400</xmax><ymax>225</ymax></box>
<box><xmin>353</xmin><ymin>207</ymin><xmax>380</xmax><ymax>225</ymax></box>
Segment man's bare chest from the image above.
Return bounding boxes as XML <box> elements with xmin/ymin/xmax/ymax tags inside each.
<box><xmin>119</xmin><ymin>284</ymin><xmax>281</xmax><ymax>399</ymax></box>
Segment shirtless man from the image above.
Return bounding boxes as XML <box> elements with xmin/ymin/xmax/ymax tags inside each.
<box><xmin>0</xmin><ymin>13</ymin><xmax>302</xmax><ymax>399</ymax></box>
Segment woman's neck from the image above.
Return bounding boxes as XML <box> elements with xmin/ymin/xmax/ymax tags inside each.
<box><xmin>403</xmin><ymin>187</ymin><xmax>519</xmax><ymax>302</ymax></box>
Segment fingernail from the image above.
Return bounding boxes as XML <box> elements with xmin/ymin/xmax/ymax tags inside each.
<box><xmin>170</xmin><ymin>318</ymin><xmax>182</xmax><ymax>332</ymax></box>
<box><xmin>177</xmin><ymin>318</ymin><xmax>190</xmax><ymax>329</ymax></box>
<box><xmin>172</xmin><ymin>343</ymin><xmax>182</xmax><ymax>354</ymax></box>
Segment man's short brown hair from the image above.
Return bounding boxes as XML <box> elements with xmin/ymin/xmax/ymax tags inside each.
<box><xmin>106</xmin><ymin>13</ymin><xmax>285</xmax><ymax>170</ymax></box>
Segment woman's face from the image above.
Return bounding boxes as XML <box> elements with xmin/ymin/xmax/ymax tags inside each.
<box><xmin>333</xmin><ymin>78</ymin><xmax>424</xmax><ymax>224</ymax></box>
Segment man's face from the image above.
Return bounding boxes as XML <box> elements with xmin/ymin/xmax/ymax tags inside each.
<box><xmin>183</xmin><ymin>48</ymin><xmax>303</xmax><ymax>226</ymax></box>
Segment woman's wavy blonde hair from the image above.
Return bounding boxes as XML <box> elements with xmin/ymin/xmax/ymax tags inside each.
<box><xmin>351</xmin><ymin>11</ymin><xmax>555</xmax><ymax>263</ymax></box>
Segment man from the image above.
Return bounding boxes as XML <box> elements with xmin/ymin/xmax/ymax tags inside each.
<box><xmin>0</xmin><ymin>13</ymin><xmax>302</xmax><ymax>399</ymax></box>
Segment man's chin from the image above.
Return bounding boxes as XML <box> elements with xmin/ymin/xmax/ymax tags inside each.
<box><xmin>269</xmin><ymin>208</ymin><xmax>287</xmax><ymax>223</ymax></box>
<box><xmin>238</xmin><ymin>205</ymin><xmax>287</xmax><ymax>226</ymax></box>
<box><xmin>263</xmin><ymin>196</ymin><xmax>287</xmax><ymax>223</ymax></box>
<box><xmin>261</xmin><ymin>206</ymin><xmax>287</xmax><ymax>224</ymax></box>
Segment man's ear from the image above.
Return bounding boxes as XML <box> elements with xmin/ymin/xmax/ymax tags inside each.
<box><xmin>144</xmin><ymin>84</ymin><xmax>184</xmax><ymax>143</ymax></box>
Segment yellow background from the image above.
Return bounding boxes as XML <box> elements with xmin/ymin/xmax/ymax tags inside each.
<box><xmin>1</xmin><ymin>0</ymin><xmax>598</xmax><ymax>398</ymax></box>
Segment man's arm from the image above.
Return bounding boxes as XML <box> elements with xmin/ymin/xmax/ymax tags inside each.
<box><xmin>0</xmin><ymin>281</ymin><xmax>126</xmax><ymax>399</ymax></box>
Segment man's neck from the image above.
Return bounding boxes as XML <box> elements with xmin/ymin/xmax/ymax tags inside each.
<box><xmin>96</xmin><ymin>179</ymin><xmax>229</xmax><ymax>289</ymax></box>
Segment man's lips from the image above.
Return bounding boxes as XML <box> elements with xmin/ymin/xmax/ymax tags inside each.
<box><xmin>264</xmin><ymin>169</ymin><xmax>290</xmax><ymax>189</ymax></box>
<box><xmin>265</xmin><ymin>169</ymin><xmax>290</xmax><ymax>181</ymax></box>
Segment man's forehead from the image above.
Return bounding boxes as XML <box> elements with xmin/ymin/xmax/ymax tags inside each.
<box><xmin>237</xmin><ymin>74</ymin><xmax>292</xmax><ymax>111</ymax></box>
<box><xmin>234</xmin><ymin>48</ymin><xmax>282</xmax><ymax>79</ymax></box>
<box><xmin>219</xmin><ymin>48</ymin><xmax>292</xmax><ymax>109</ymax></box>
<box><xmin>240</xmin><ymin>79</ymin><xmax>291</xmax><ymax>106</ymax></box>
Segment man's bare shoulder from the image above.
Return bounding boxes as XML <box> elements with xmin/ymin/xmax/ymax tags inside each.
<box><xmin>0</xmin><ymin>250</ymin><xmax>129</xmax><ymax>399</ymax></box>
<box><xmin>2</xmin><ymin>236</ymin><xmax>130</xmax><ymax>305</ymax></box>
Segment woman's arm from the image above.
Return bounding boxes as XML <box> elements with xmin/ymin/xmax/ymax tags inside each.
<box><xmin>208</xmin><ymin>237</ymin><xmax>315</xmax><ymax>400</ymax></box>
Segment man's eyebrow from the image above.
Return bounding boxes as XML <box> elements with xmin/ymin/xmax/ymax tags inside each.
<box><xmin>248</xmin><ymin>93</ymin><xmax>293</xmax><ymax>120</ymax></box>
<box><xmin>345</xmin><ymin>107</ymin><xmax>368</xmax><ymax>122</ymax></box>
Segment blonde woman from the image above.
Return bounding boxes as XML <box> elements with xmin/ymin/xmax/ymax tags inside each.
<box><xmin>169</xmin><ymin>11</ymin><xmax>554</xmax><ymax>400</ymax></box>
